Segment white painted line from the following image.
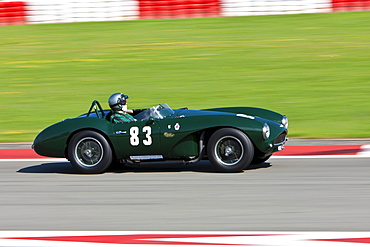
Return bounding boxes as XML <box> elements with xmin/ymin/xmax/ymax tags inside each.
<box><xmin>271</xmin><ymin>154</ymin><xmax>370</xmax><ymax>159</ymax></box>
<box><xmin>358</xmin><ymin>144</ymin><xmax>370</xmax><ymax>157</ymax></box>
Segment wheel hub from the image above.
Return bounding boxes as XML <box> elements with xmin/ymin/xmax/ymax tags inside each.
<box><xmin>215</xmin><ymin>136</ymin><xmax>244</xmax><ymax>166</ymax></box>
<box><xmin>224</xmin><ymin>146</ymin><xmax>233</xmax><ymax>156</ymax></box>
<box><xmin>84</xmin><ymin>149</ymin><xmax>93</xmax><ymax>158</ymax></box>
<box><xmin>75</xmin><ymin>137</ymin><xmax>103</xmax><ymax>167</ymax></box>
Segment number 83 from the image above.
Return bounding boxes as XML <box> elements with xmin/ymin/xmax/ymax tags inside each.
<box><xmin>130</xmin><ymin>126</ymin><xmax>152</xmax><ymax>146</ymax></box>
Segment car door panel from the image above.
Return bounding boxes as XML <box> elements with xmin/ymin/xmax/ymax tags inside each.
<box><xmin>112</xmin><ymin>120</ymin><xmax>161</xmax><ymax>157</ymax></box>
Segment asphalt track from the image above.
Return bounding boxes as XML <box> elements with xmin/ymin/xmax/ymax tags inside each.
<box><xmin>1</xmin><ymin>153</ymin><xmax>370</xmax><ymax>231</ymax></box>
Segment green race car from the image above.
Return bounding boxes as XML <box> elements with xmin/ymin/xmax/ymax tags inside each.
<box><xmin>33</xmin><ymin>100</ymin><xmax>288</xmax><ymax>173</ymax></box>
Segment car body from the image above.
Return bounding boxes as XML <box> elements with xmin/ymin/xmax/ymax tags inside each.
<box><xmin>33</xmin><ymin>100</ymin><xmax>288</xmax><ymax>173</ymax></box>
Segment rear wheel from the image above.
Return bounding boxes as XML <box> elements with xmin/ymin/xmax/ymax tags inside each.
<box><xmin>68</xmin><ymin>130</ymin><xmax>112</xmax><ymax>174</ymax></box>
<box><xmin>207</xmin><ymin>128</ymin><xmax>254</xmax><ymax>172</ymax></box>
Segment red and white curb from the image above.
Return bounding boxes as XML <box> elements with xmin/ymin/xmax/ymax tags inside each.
<box><xmin>0</xmin><ymin>145</ymin><xmax>369</xmax><ymax>161</ymax></box>
<box><xmin>273</xmin><ymin>144</ymin><xmax>370</xmax><ymax>159</ymax></box>
<box><xmin>0</xmin><ymin>149</ymin><xmax>66</xmax><ymax>162</ymax></box>
<box><xmin>1</xmin><ymin>231</ymin><xmax>370</xmax><ymax>247</ymax></box>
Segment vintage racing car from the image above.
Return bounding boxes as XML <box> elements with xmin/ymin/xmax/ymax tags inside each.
<box><xmin>33</xmin><ymin>100</ymin><xmax>288</xmax><ymax>173</ymax></box>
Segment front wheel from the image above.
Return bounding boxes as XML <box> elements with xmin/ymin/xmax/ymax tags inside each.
<box><xmin>68</xmin><ymin>130</ymin><xmax>112</xmax><ymax>174</ymax></box>
<box><xmin>207</xmin><ymin>128</ymin><xmax>254</xmax><ymax>172</ymax></box>
<box><xmin>252</xmin><ymin>155</ymin><xmax>272</xmax><ymax>164</ymax></box>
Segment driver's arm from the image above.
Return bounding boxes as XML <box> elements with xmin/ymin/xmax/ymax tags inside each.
<box><xmin>132</xmin><ymin>109</ymin><xmax>146</xmax><ymax>115</ymax></box>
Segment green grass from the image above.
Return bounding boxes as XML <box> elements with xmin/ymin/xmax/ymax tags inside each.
<box><xmin>1</xmin><ymin>12</ymin><xmax>370</xmax><ymax>142</ymax></box>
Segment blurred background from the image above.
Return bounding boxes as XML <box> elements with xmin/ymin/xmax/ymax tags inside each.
<box><xmin>1</xmin><ymin>0</ymin><xmax>370</xmax><ymax>142</ymax></box>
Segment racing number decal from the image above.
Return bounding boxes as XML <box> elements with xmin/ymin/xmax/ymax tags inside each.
<box><xmin>130</xmin><ymin>126</ymin><xmax>152</xmax><ymax>146</ymax></box>
<box><xmin>130</xmin><ymin>127</ymin><xmax>140</xmax><ymax>146</ymax></box>
<box><xmin>142</xmin><ymin>126</ymin><xmax>152</xmax><ymax>146</ymax></box>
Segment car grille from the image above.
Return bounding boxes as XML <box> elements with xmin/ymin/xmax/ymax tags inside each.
<box><xmin>274</xmin><ymin>131</ymin><xmax>287</xmax><ymax>145</ymax></box>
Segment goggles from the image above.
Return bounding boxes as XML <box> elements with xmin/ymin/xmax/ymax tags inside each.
<box><xmin>119</xmin><ymin>98</ymin><xmax>127</xmax><ymax>105</ymax></box>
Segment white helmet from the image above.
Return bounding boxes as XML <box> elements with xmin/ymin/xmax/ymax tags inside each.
<box><xmin>108</xmin><ymin>93</ymin><xmax>129</xmax><ymax>111</ymax></box>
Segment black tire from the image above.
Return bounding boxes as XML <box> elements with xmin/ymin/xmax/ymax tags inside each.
<box><xmin>68</xmin><ymin>130</ymin><xmax>112</xmax><ymax>174</ymax></box>
<box><xmin>207</xmin><ymin>128</ymin><xmax>254</xmax><ymax>172</ymax></box>
<box><xmin>252</xmin><ymin>155</ymin><xmax>272</xmax><ymax>164</ymax></box>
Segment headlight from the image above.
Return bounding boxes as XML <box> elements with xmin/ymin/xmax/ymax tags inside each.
<box><xmin>262</xmin><ymin>123</ymin><xmax>270</xmax><ymax>140</ymax></box>
<box><xmin>281</xmin><ymin>115</ymin><xmax>288</xmax><ymax>128</ymax></box>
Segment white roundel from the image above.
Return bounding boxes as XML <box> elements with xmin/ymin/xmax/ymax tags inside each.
<box><xmin>174</xmin><ymin>123</ymin><xmax>180</xmax><ymax>131</ymax></box>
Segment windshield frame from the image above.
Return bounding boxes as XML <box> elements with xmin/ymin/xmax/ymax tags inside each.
<box><xmin>134</xmin><ymin>103</ymin><xmax>174</xmax><ymax>121</ymax></box>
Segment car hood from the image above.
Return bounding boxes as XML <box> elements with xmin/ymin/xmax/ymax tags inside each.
<box><xmin>201</xmin><ymin>107</ymin><xmax>285</xmax><ymax>124</ymax></box>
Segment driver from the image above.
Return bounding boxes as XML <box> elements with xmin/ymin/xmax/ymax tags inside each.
<box><xmin>108</xmin><ymin>93</ymin><xmax>136</xmax><ymax>123</ymax></box>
